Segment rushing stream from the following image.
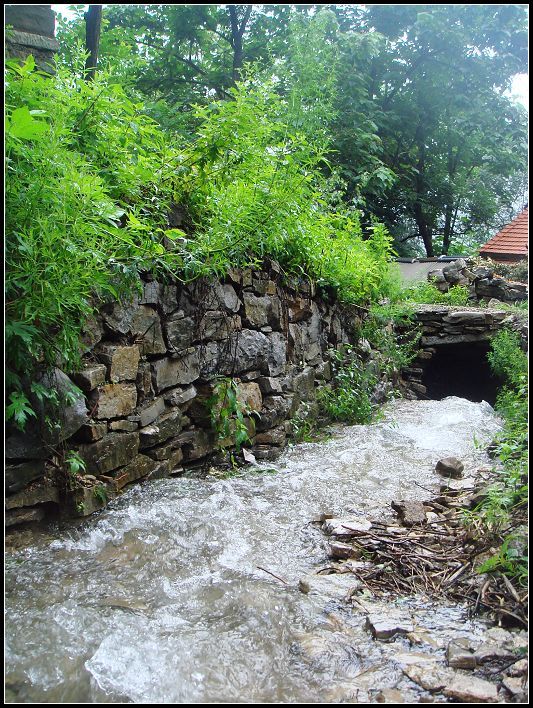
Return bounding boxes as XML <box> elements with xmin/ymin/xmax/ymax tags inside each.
<box><xmin>5</xmin><ymin>397</ymin><xmax>504</xmax><ymax>703</ymax></box>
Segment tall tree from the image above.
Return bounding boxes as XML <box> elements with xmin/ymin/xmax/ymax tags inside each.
<box><xmin>333</xmin><ymin>4</ymin><xmax>528</xmax><ymax>255</ymax></box>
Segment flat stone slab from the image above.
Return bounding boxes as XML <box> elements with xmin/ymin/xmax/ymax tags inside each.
<box><xmin>365</xmin><ymin>614</ymin><xmax>414</xmax><ymax>640</ymax></box>
<box><xmin>298</xmin><ymin>573</ymin><xmax>359</xmax><ymax>599</ymax></box>
<box><xmin>442</xmin><ymin>674</ymin><xmax>499</xmax><ymax>702</ymax></box>
<box><xmin>391</xmin><ymin>500</ymin><xmax>427</xmax><ymax>526</ymax></box>
<box><xmin>324</xmin><ymin>517</ymin><xmax>373</xmax><ymax>536</ymax></box>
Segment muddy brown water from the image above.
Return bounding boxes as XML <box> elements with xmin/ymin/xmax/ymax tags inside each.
<box><xmin>5</xmin><ymin>397</ymin><xmax>503</xmax><ymax>703</ymax></box>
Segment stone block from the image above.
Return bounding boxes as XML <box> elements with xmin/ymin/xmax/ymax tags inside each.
<box><xmin>112</xmin><ymin>454</ymin><xmax>158</xmax><ymax>490</ymax></box>
<box><xmin>6</xmin><ymin>507</ymin><xmax>46</xmax><ymax>527</ymax></box>
<box><xmin>138</xmin><ymin>396</ymin><xmax>166</xmax><ymax>428</ymax></box>
<box><xmin>6</xmin><ymin>461</ymin><xmax>46</xmax><ymax>495</ymax></box>
<box><xmin>71</xmin><ymin>364</ymin><xmax>107</xmax><ymax>392</ymax></box>
<box><xmin>197</xmin><ymin>311</ymin><xmax>241</xmax><ymax>341</ymax></box>
<box><xmin>152</xmin><ymin>352</ymin><xmax>200</xmax><ymax>392</ymax></box>
<box><xmin>99</xmin><ymin>344</ymin><xmax>140</xmax><ymax>383</ymax></box>
<box><xmin>92</xmin><ymin>383</ymin><xmax>137</xmax><ymax>419</ymax></box>
<box><xmin>77</xmin><ymin>432</ymin><xmax>139</xmax><ymax>475</ymax></box>
<box><xmin>75</xmin><ymin>422</ymin><xmax>108</xmax><ymax>442</ymax></box>
<box><xmin>165</xmin><ymin>316</ymin><xmax>195</xmax><ymax>351</ymax></box>
<box><xmin>6</xmin><ymin>482</ymin><xmax>60</xmax><ymax>510</ymax></box>
<box><xmin>139</xmin><ymin>408</ymin><xmax>182</xmax><ymax>449</ymax></box>
<box><xmin>236</xmin><ymin>382</ymin><xmax>262</xmax><ymax>413</ymax></box>
<box><xmin>164</xmin><ymin>385</ymin><xmax>197</xmax><ymax>409</ymax></box>
<box><xmin>131</xmin><ymin>305</ymin><xmax>166</xmax><ymax>355</ymax></box>
<box><xmin>109</xmin><ymin>420</ymin><xmax>138</xmax><ymax>432</ymax></box>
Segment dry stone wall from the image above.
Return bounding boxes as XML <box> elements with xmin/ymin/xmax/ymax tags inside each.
<box><xmin>6</xmin><ymin>263</ymin><xmax>362</xmax><ymax>523</ymax></box>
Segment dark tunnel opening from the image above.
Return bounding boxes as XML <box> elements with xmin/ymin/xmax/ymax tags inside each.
<box><xmin>422</xmin><ymin>341</ymin><xmax>503</xmax><ymax>405</ymax></box>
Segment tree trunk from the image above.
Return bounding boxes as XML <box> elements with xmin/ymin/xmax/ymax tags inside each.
<box><xmin>85</xmin><ymin>5</ymin><xmax>102</xmax><ymax>81</ymax></box>
<box><xmin>228</xmin><ymin>6</ymin><xmax>252</xmax><ymax>83</ymax></box>
<box><xmin>413</xmin><ymin>123</ymin><xmax>434</xmax><ymax>257</ymax></box>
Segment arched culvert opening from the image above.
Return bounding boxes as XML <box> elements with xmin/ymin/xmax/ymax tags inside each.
<box><xmin>422</xmin><ymin>341</ymin><xmax>503</xmax><ymax>405</ymax></box>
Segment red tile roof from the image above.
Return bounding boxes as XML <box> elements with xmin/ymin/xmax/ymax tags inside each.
<box><xmin>479</xmin><ymin>207</ymin><xmax>528</xmax><ymax>259</ymax></box>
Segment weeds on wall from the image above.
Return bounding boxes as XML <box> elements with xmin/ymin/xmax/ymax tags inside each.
<box><xmin>6</xmin><ymin>53</ymin><xmax>396</xmax><ymax>430</ymax></box>
<box><xmin>207</xmin><ymin>378</ymin><xmax>255</xmax><ymax>456</ymax></box>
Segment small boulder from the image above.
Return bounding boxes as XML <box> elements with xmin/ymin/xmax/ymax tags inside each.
<box><xmin>435</xmin><ymin>457</ymin><xmax>464</xmax><ymax>478</ymax></box>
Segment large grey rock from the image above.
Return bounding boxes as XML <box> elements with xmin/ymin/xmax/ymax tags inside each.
<box><xmin>266</xmin><ymin>332</ymin><xmax>287</xmax><ymax>376</ymax></box>
<box><xmin>101</xmin><ymin>296</ymin><xmax>140</xmax><ymax>335</ymax></box>
<box><xmin>92</xmin><ymin>383</ymin><xmax>137</xmax><ymax>419</ymax></box>
<box><xmin>365</xmin><ymin>614</ymin><xmax>414</xmax><ymax>640</ymax></box>
<box><xmin>436</xmin><ymin>457</ymin><xmax>464</xmax><ymax>478</ymax></box>
<box><xmin>152</xmin><ymin>352</ymin><xmax>200</xmax><ymax>391</ymax></box>
<box><xmin>112</xmin><ymin>454</ymin><xmax>159</xmax><ymax>489</ymax></box>
<box><xmin>164</xmin><ymin>385</ymin><xmax>197</xmax><ymax>409</ymax></box>
<box><xmin>232</xmin><ymin>329</ymin><xmax>271</xmax><ymax>373</ymax></box>
<box><xmin>138</xmin><ymin>396</ymin><xmax>166</xmax><ymax>427</ymax></box>
<box><xmin>204</xmin><ymin>283</ymin><xmax>241</xmax><ymax>312</ymax></box>
<box><xmin>6</xmin><ymin>507</ymin><xmax>46</xmax><ymax>527</ymax></box>
<box><xmin>5</xmin><ymin>482</ymin><xmax>60</xmax><ymax>510</ymax></box>
<box><xmin>77</xmin><ymin>432</ymin><xmax>140</xmax><ymax>475</ymax></box>
<box><xmin>197</xmin><ymin>311</ymin><xmax>241</xmax><ymax>341</ymax></box>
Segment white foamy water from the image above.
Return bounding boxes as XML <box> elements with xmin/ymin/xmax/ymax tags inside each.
<box><xmin>5</xmin><ymin>397</ymin><xmax>502</xmax><ymax>703</ymax></box>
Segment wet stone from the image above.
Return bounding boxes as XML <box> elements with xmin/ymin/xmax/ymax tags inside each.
<box><xmin>92</xmin><ymin>383</ymin><xmax>137</xmax><ymax>419</ymax></box>
<box><xmin>131</xmin><ymin>305</ymin><xmax>166</xmax><ymax>355</ymax></box>
<box><xmin>6</xmin><ymin>461</ymin><xmax>46</xmax><ymax>495</ymax></box>
<box><xmin>324</xmin><ymin>517</ymin><xmax>373</xmax><ymax>537</ymax></box>
<box><xmin>446</xmin><ymin>638</ymin><xmax>477</xmax><ymax>669</ymax></box>
<box><xmin>402</xmin><ymin>664</ymin><xmax>455</xmax><ymax>692</ymax></box>
<box><xmin>6</xmin><ymin>507</ymin><xmax>46</xmax><ymax>527</ymax></box>
<box><xmin>75</xmin><ymin>422</ymin><xmax>108</xmax><ymax>443</ymax></box>
<box><xmin>443</xmin><ymin>674</ymin><xmax>498</xmax><ymax>703</ymax></box>
<box><xmin>375</xmin><ymin>688</ymin><xmax>406</xmax><ymax>703</ymax></box>
<box><xmin>77</xmin><ymin>432</ymin><xmax>140</xmax><ymax>476</ymax></box>
<box><xmin>365</xmin><ymin>614</ymin><xmax>414</xmax><ymax>640</ymax></box>
<box><xmin>391</xmin><ymin>500</ymin><xmax>427</xmax><ymax>526</ymax></box>
<box><xmin>152</xmin><ymin>353</ymin><xmax>200</xmax><ymax>392</ymax></box>
<box><xmin>435</xmin><ymin>457</ymin><xmax>464</xmax><ymax>478</ymax></box>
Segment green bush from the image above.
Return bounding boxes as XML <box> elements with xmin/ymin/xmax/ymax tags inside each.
<box><xmin>402</xmin><ymin>281</ymin><xmax>471</xmax><ymax>306</ymax></box>
<box><xmin>470</xmin><ymin>328</ymin><xmax>528</xmax><ymax>587</ymax></box>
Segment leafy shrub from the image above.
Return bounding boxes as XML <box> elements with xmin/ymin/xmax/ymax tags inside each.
<box><xmin>5</xmin><ymin>55</ymin><xmax>184</xmax><ymax>427</ymax></box>
<box><xmin>317</xmin><ymin>346</ymin><xmax>378</xmax><ymax>424</ymax></box>
<box><xmin>470</xmin><ymin>328</ymin><xmax>528</xmax><ymax>586</ymax></box>
<box><xmin>175</xmin><ymin>78</ymin><xmax>396</xmax><ymax>301</ymax></box>
<box><xmin>402</xmin><ymin>281</ymin><xmax>471</xmax><ymax>306</ymax></box>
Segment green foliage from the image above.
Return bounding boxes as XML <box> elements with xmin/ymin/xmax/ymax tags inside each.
<box><xmin>176</xmin><ymin>78</ymin><xmax>395</xmax><ymax>301</ymax></box>
<box><xmin>317</xmin><ymin>346</ymin><xmax>378</xmax><ymax>425</ymax></box>
<box><xmin>487</xmin><ymin>329</ymin><xmax>528</xmax><ymax>389</ymax></box>
<box><xmin>93</xmin><ymin>484</ymin><xmax>108</xmax><ymax>504</ymax></box>
<box><xmin>362</xmin><ymin>307</ymin><xmax>421</xmax><ymax>377</ymax></box>
<box><xmin>208</xmin><ymin>378</ymin><xmax>255</xmax><ymax>453</ymax></box>
<box><xmin>65</xmin><ymin>450</ymin><xmax>86</xmax><ymax>477</ymax></box>
<box><xmin>402</xmin><ymin>282</ymin><xmax>471</xmax><ymax>306</ymax></box>
<box><xmin>469</xmin><ymin>328</ymin><xmax>528</xmax><ymax>586</ymax></box>
<box><xmin>477</xmin><ymin>536</ymin><xmax>528</xmax><ymax>586</ymax></box>
<box><xmin>5</xmin><ymin>54</ymin><xmax>183</xmax><ymax>427</ymax></box>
